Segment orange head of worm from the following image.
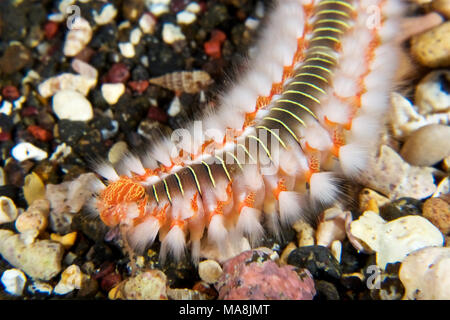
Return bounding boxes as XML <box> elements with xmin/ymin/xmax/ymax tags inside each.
<box><xmin>97</xmin><ymin>177</ymin><xmax>148</xmax><ymax>227</ymax></box>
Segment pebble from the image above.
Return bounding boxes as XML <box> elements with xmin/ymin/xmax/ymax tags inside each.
<box><xmin>11</xmin><ymin>142</ymin><xmax>48</xmax><ymax>162</ymax></box>
<box><xmin>280</xmin><ymin>242</ymin><xmax>297</xmax><ymax>265</ymax></box>
<box><xmin>331</xmin><ymin>240</ymin><xmax>342</xmax><ymax>263</ymax></box>
<box><xmin>101</xmin><ymin>83</ymin><xmax>126</xmax><ymax>105</ymax></box>
<box><xmin>423</xmin><ymin>197</ymin><xmax>450</xmax><ymax>235</ymax></box>
<box><xmin>93</xmin><ymin>3</ymin><xmax>118</xmax><ymax>26</ymax></box>
<box><xmin>0</xmin><ymin>229</ymin><xmax>64</xmax><ymax>280</ymax></box>
<box><xmin>349</xmin><ymin>211</ymin><xmax>444</xmax><ymax>269</ymax></box>
<box><xmin>111</xmin><ymin>270</ymin><xmax>168</xmax><ymax>300</ymax></box>
<box><xmin>118</xmin><ymin>42</ymin><xmax>136</xmax><ymax>58</ymax></box>
<box><xmin>380</xmin><ymin>197</ymin><xmax>423</xmax><ymax>221</ymax></box>
<box><xmin>71</xmin><ymin>59</ymin><xmax>98</xmax><ymax>81</ymax></box>
<box><xmin>186</xmin><ymin>2</ymin><xmax>202</xmax><ymax>14</ymax></box>
<box><xmin>139</xmin><ymin>13</ymin><xmax>156</xmax><ymax>34</ymax></box>
<box><xmin>358</xmin><ymin>145</ymin><xmax>436</xmax><ymax>200</ymax></box>
<box><xmin>104</xmin><ymin>63</ymin><xmax>130</xmax><ymax>83</ymax></box>
<box><xmin>2</xmin><ymin>85</ymin><xmax>20</xmax><ymax>101</ymax></box>
<box><xmin>177</xmin><ymin>10</ymin><xmax>197</xmax><ymax>25</ymax></box>
<box><xmin>52</xmin><ymin>90</ymin><xmax>93</xmax><ymax>121</ymax></box>
<box><xmin>1</xmin><ymin>269</ymin><xmax>27</xmax><ymax>296</ymax></box>
<box><xmin>389</xmin><ymin>92</ymin><xmax>450</xmax><ymax>140</ymax></box>
<box><xmin>315</xmin><ymin>280</ymin><xmax>340</xmax><ymax>300</ymax></box>
<box><xmin>0</xmin><ymin>42</ymin><xmax>32</xmax><ymax>75</ymax></box>
<box><xmin>411</xmin><ymin>21</ymin><xmax>450</xmax><ymax>68</ymax></box>
<box><xmin>399</xmin><ymin>247</ymin><xmax>450</xmax><ymax>299</ymax></box>
<box><xmin>415</xmin><ymin>70</ymin><xmax>450</xmax><ymax>114</ymax></box>
<box><xmin>198</xmin><ymin>260</ymin><xmax>223</xmax><ymax>284</ymax></box>
<box><xmin>432</xmin><ymin>0</ymin><xmax>450</xmax><ymax>19</ymax></box>
<box><xmin>0</xmin><ymin>196</ymin><xmax>18</xmax><ymax>224</ymax></box>
<box><xmin>167</xmin><ymin>288</ymin><xmax>210</xmax><ymax>300</ymax></box>
<box><xmin>54</xmin><ymin>264</ymin><xmax>88</xmax><ymax>295</ymax></box>
<box><xmin>162</xmin><ymin>23</ymin><xmax>186</xmax><ymax>44</ymax></box>
<box><xmin>50</xmin><ymin>231</ymin><xmax>77</xmax><ymax>249</ymax></box>
<box><xmin>315</xmin><ymin>207</ymin><xmax>348</xmax><ymax>248</ymax></box>
<box><xmin>38</xmin><ymin>73</ymin><xmax>97</xmax><ymax>98</ymax></box>
<box><xmin>23</xmin><ymin>172</ymin><xmax>46</xmax><ymax>206</ymax></box>
<box><xmin>287</xmin><ymin>246</ymin><xmax>342</xmax><ymax>281</ymax></box>
<box><xmin>63</xmin><ymin>17</ymin><xmax>93</xmax><ymax>57</ymax></box>
<box><xmin>27</xmin><ymin>281</ymin><xmax>53</xmax><ymax>296</ymax></box>
<box><xmin>216</xmin><ymin>249</ymin><xmax>316</xmax><ymax>300</ymax></box>
<box><xmin>108</xmin><ymin>141</ymin><xmax>128</xmax><ymax>164</ymax></box>
<box><xmin>0</xmin><ymin>101</ymin><xmax>12</xmax><ymax>116</ymax></box>
<box><xmin>359</xmin><ymin>188</ymin><xmax>390</xmax><ymax>213</ymax></box>
<box><xmin>400</xmin><ymin>124</ymin><xmax>450</xmax><ymax>166</ymax></box>
<box><xmin>15</xmin><ymin>199</ymin><xmax>50</xmax><ymax>235</ymax></box>
<box><xmin>292</xmin><ymin>220</ymin><xmax>315</xmax><ymax>247</ymax></box>
<box><xmin>130</xmin><ymin>28</ymin><xmax>142</xmax><ymax>45</ymax></box>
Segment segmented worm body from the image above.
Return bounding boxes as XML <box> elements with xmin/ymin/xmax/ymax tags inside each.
<box><xmin>92</xmin><ymin>0</ymin><xmax>404</xmax><ymax>263</ymax></box>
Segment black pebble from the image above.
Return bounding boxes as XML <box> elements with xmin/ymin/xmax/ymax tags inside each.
<box><xmin>287</xmin><ymin>245</ymin><xmax>342</xmax><ymax>281</ymax></box>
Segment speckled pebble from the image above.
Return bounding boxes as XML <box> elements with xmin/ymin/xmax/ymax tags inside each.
<box><xmin>358</xmin><ymin>145</ymin><xmax>436</xmax><ymax>200</ymax></box>
<box><xmin>399</xmin><ymin>247</ymin><xmax>450</xmax><ymax>299</ymax></box>
<box><xmin>400</xmin><ymin>124</ymin><xmax>450</xmax><ymax>166</ymax></box>
<box><xmin>287</xmin><ymin>245</ymin><xmax>342</xmax><ymax>281</ymax></box>
<box><xmin>54</xmin><ymin>264</ymin><xmax>88</xmax><ymax>295</ymax></box>
<box><xmin>423</xmin><ymin>197</ymin><xmax>450</xmax><ymax>235</ymax></box>
<box><xmin>217</xmin><ymin>249</ymin><xmax>316</xmax><ymax>300</ymax></box>
<box><xmin>359</xmin><ymin>188</ymin><xmax>390</xmax><ymax>213</ymax></box>
<box><xmin>292</xmin><ymin>220</ymin><xmax>315</xmax><ymax>247</ymax></box>
<box><xmin>198</xmin><ymin>260</ymin><xmax>223</xmax><ymax>284</ymax></box>
<box><xmin>411</xmin><ymin>21</ymin><xmax>450</xmax><ymax>68</ymax></box>
<box><xmin>15</xmin><ymin>199</ymin><xmax>50</xmax><ymax>235</ymax></box>
<box><xmin>0</xmin><ymin>229</ymin><xmax>64</xmax><ymax>280</ymax></box>
<box><xmin>112</xmin><ymin>270</ymin><xmax>168</xmax><ymax>300</ymax></box>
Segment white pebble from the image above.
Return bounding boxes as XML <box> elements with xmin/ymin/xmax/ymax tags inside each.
<box><xmin>1</xmin><ymin>269</ymin><xmax>27</xmax><ymax>296</ymax></box>
<box><xmin>11</xmin><ymin>142</ymin><xmax>48</xmax><ymax>162</ymax></box>
<box><xmin>13</xmin><ymin>96</ymin><xmax>26</xmax><ymax>111</ymax></box>
<box><xmin>130</xmin><ymin>28</ymin><xmax>143</xmax><ymax>45</ymax></box>
<box><xmin>38</xmin><ymin>73</ymin><xmax>97</xmax><ymax>98</ymax></box>
<box><xmin>186</xmin><ymin>2</ymin><xmax>201</xmax><ymax>14</ymax></box>
<box><xmin>47</xmin><ymin>12</ymin><xmax>65</xmax><ymax>22</ymax></box>
<box><xmin>49</xmin><ymin>143</ymin><xmax>72</xmax><ymax>162</ymax></box>
<box><xmin>101</xmin><ymin>83</ymin><xmax>125</xmax><ymax>105</ymax></box>
<box><xmin>71</xmin><ymin>59</ymin><xmax>98</xmax><ymax>80</ymax></box>
<box><xmin>58</xmin><ymin>0</ymin><xmax>75</xmax><ymax>14</ymax></box>
<box><xmin>350</xmin><ymin>211</ymin><xmax>444</xmax><ymax>269</ymax></box>
<box><xmin>63</xmin><ymin>17</ymin><xmax>92</xmax><ymax>57</ymax></box>
<box><xmin>0</xmin><ymin>167</ymin><xmax>4</xmax><ymax>186</ymax></box>
<box><xmin>245</xmin><ymin>17</ymin><xmax>260</xmax><ymax>30</ymax></box>
<box><xmin>139</xmin><ymin>13</ymin><xmax>156</xmax><ymax>34</ymax></box>
<box><xmin>162</xmin><ymin>23</ymin><xmax>186</xmax><ymax>44</ymax></box>
<box><xmin>198</xmin><ymin>260</ymin><xmax>223</xmax><ymax>284</ymax></box>
<box><xmin>177</xmin><ymin>11</ymin><xmax>197</xmax><ymax>25</ymax></box>
<box><xmin>0</xmin><ymin>100</ymin><xmax>12</xmax><ymax>115</ymax></box>
<box><xmin>331</xmin><ymin>240</ymin><xmax>342</xmax><ymax>263</ymax></box>
<box><xmin>52</xmin><ymin>90</ymin><xmax>93</xmax><ymax>121</ymax></box>
<box><xmin>168</xmin><ymin>96</ymin><xmax>181</xmax><ymax>116</ymax></box>
<box><xmin>0</xmin><ymin>196</ymin><xmax>18</xmax><ymax>224</ymax></box>
<box><xmin>119</xmin><ymin>42</ymin><xmax>136</xmax><ymax>58</ymax></box>
<box><xmin>93</xmin><ymin>3</ymin><xmax>118</xmax><ymax>25</ymax></box>
<box><xmin>150</xmin><ymin>3</ymin><xmax>169</xmax><ymax>16</ymax></box>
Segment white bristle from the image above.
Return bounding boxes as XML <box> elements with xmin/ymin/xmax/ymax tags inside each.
<box><xmin>208</xmin><ymin>214</ymin><xmax>228</xmax><ymax>250</ymax></box>
<box><xmin>303</xmin><ymin>123</ymin><xmax>333</xmax><ymax>151</ymax></box>
<box><xmin>190</xmin><ymin>239</ymin><xmax>201</xmax><ymax>265</ymax></box>
<box><xmin>128</xmin><ymin>216</ymin><xmax>160</xmax><ymax>253</ymax></box>
<box><xmin>309</xmin><ymin>172</ymin><xmax>338</xmax><ymax>204</ymax></box>
<box><xmin>160</xmin><ymin>225</ymin><xmax>186</xmax><ymax>263</ymax></box>
<box><xmin>338</xmin><ymin>143</ymin><xmax>369</xmax><ymax>177</ymax></box>
<box><xmin>121</xmin><ymin>155</ymin><xmax>146</xmax><ymax>175</ymax></box>
<box><xmin>236</xmin><ymin>206</ymin><xmax>264</xmax><ymax>244</ymax></box>
<box><xmin>96</xmin><ymin>163</ymin><xmax>119</xmax><ymax>181</ymax></box>
<box><xmin>278</xmin><ymin>191</ymin><xmax>303</xmax><ymax>226</ymax></box>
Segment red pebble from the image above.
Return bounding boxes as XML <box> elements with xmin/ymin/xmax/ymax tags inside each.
<box><xmin>104</xmin><ymin>63</ymin><xmax>130</xmax><ymax>84</ymax></box>
<box><xmin>1</xmin><ymin>86</ymin><xmax>20</xmax><ymax>101</ymax></box>
<box><xmin>204</xmin><ymin>40</ymin><xmax>221</xmax><ymax>59</ymax></box>
<box><xmin>21</xmin><ymin>106</ymin><xmax>39</xmax><ymax>117</ymax></box>
<box><xmin>27</xmin><ymin>125</ymin><xmax>53</xmax><ymax>142</ymax></box>
<box><xmin>211</xmin><ymin>30</ymin><xmax>226</xmax><ymax>44</ymax></box>
<box><xmin>44</xmin><ymin>21</ymin><xmax>59</xmax><ymax>40</ymax></box>
<box><xmin>0</xmin><ymin>131</ymin><xmax>11</xmax><ymax>142</ymax></box>
<box><xmin>128</xmin><ymin>80</ymin><xmax>149</xmax><ymax>94</ymax></box>
<box><xmin>100</xmin><ymin>272</ymin><xmax>122</xmax><ymax>292</ymax></box>
<box><xmin>147</xmin><ymin>106</ymin><xmax>168</xmax><ymax>123</ymax></box>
